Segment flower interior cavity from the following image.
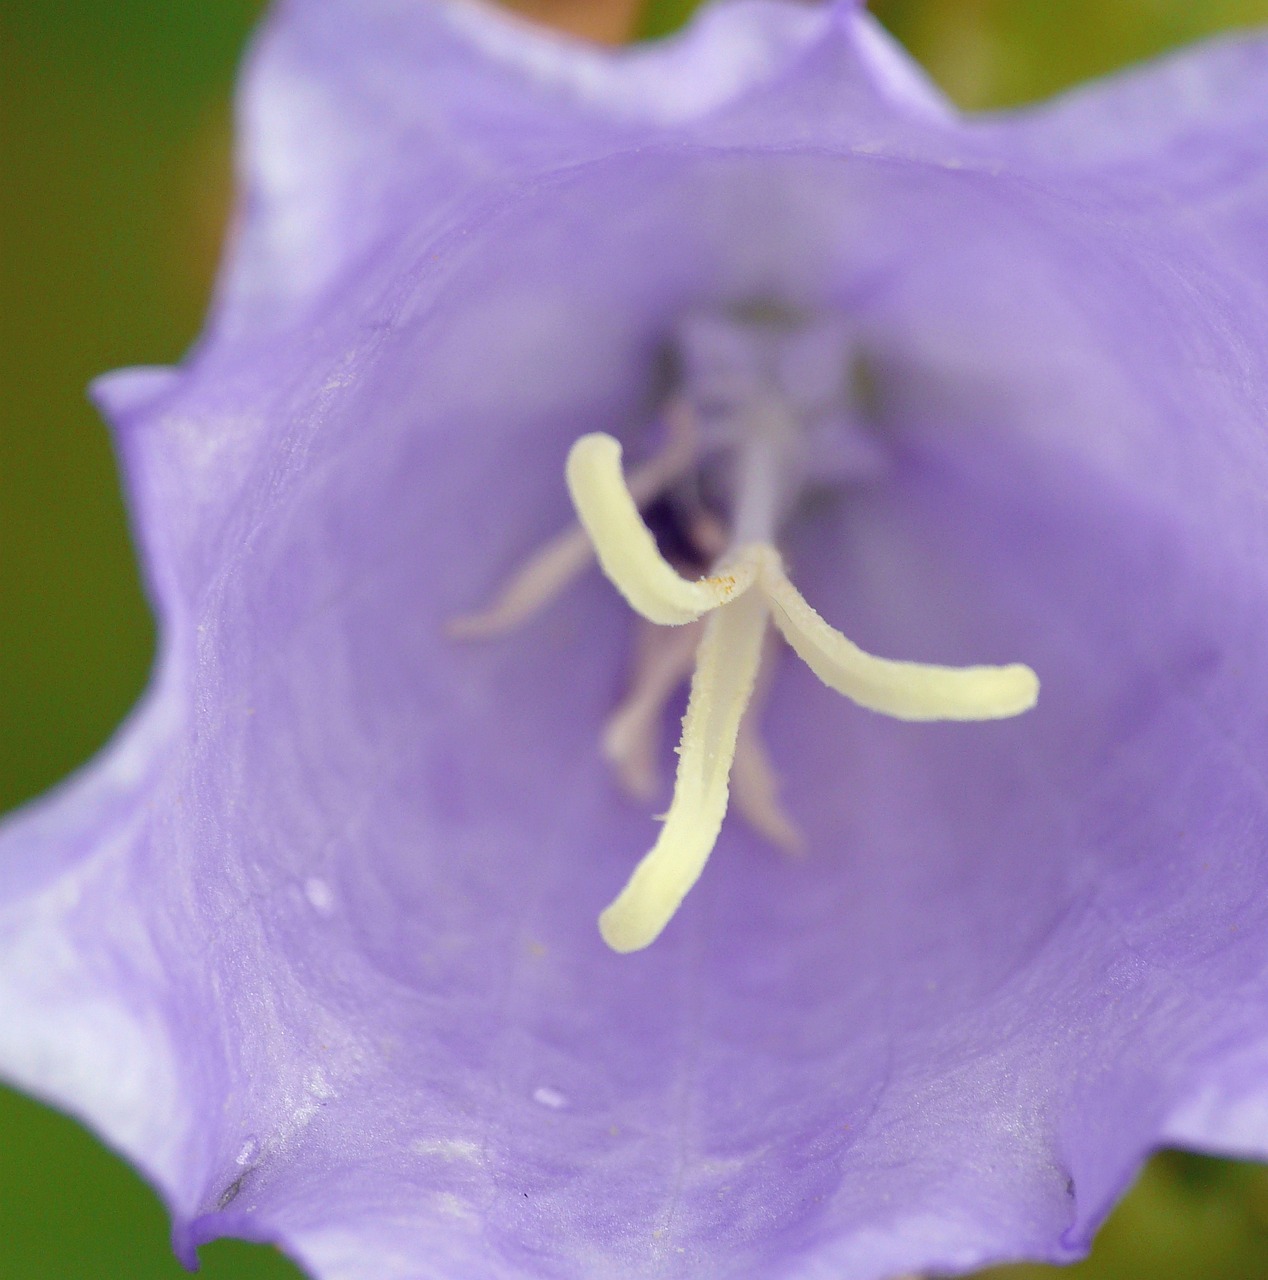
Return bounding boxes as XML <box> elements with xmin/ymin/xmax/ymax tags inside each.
<box><xmin>10</xmin><ymin>1</ymin><xmax>1268</xmax><ymax>1271</ymax></box>
<box><xmin>453</xmin><ymin>310</ymin><xmax>1039</xmax><ymax>952</ymax></box>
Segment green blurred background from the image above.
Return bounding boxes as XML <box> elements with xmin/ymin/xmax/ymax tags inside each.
<box><xmin>4</xmin><ymin>0</ymin><xmax>1268</xmax><ymax>1275</ymax></box>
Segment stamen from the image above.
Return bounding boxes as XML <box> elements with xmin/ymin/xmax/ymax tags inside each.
<box><xmin>730</xmin><ymin>638</ymin><xmax>803</xmax><ymax>855</ymax></box>
<box><xmin>566</xmin><ymin>433</ymin><xmax>758</xmax><ymax>626</ymax></box>
<box><xmin>759</xmin><ymin>550</ymin><xmax>1039</xmax><ymax>721</ymax></box>
<box><xmin>598</xmin><ymin>583</ymin><xmax>769</xmax><ymax>953</ymax></box>
<box><xmin>446</xmin><ymin>525</ymin><xmax>594</xmax><ymax>639</ymax></box>
<box><xmin>601</xmin><ymin>619</ymin><xmax>703</xmax><ymax>802</ymax></box>
<box><xmin>732</xmin><ymin>722</ymin><xmax>803</xmax><ymax>855</ymax></box>
<box><xmin>449</xmin><ymin>407</ymin><xmax>696</xmax><ymax>638</ymax></box>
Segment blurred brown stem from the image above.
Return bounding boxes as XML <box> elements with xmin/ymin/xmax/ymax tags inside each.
<box><xmin>499</xmin><ymin>0</ymin><xmax>643</xmax><ymax>44</ymax></box>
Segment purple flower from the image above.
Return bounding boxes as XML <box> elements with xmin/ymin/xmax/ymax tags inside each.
<box><xmin>4</xmin><ymin>0</ymin><xmax>1268</xmax><ymax>1276</ymax></box>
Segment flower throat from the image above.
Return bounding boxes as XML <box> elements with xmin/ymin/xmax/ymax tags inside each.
<box><xmin>450</xmin><ymin>312</ymin><xmax>1038</xmax><ymax>953</ymax></box>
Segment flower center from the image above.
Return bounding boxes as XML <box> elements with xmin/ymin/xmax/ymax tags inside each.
<box><xmin>450</xmin><ymin>313</ymin><xmax>1039</xmax><ymax>953</ymax></box>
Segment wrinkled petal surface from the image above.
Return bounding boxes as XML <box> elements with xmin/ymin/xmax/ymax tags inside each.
<box><xmin>4</xmin><ymin>3</ymin><xmax>1268</xmax><ymax>1278</ymax></box>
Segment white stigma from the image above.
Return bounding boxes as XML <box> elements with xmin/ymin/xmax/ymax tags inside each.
<box><xmin>448</xmin><ymin>314</ymin><xmax>1039</xmax><ymax>955</ymax></box>
<box><xmin>566</xmin><ymin>433</ymin><xmax>1037</xmax><ymax>952</ymax></box>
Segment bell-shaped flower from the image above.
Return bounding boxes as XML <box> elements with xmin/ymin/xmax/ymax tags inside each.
<box><xmin>3</xmin><ymin>1</ymin><xmax>1268</xmax><ymax>1277</ymax></box>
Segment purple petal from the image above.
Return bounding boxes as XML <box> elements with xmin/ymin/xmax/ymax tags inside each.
<box><xmin>5</xmin><ymin>3</ymin><xmax>1268</xmax><ymax>1279</ymax></box>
